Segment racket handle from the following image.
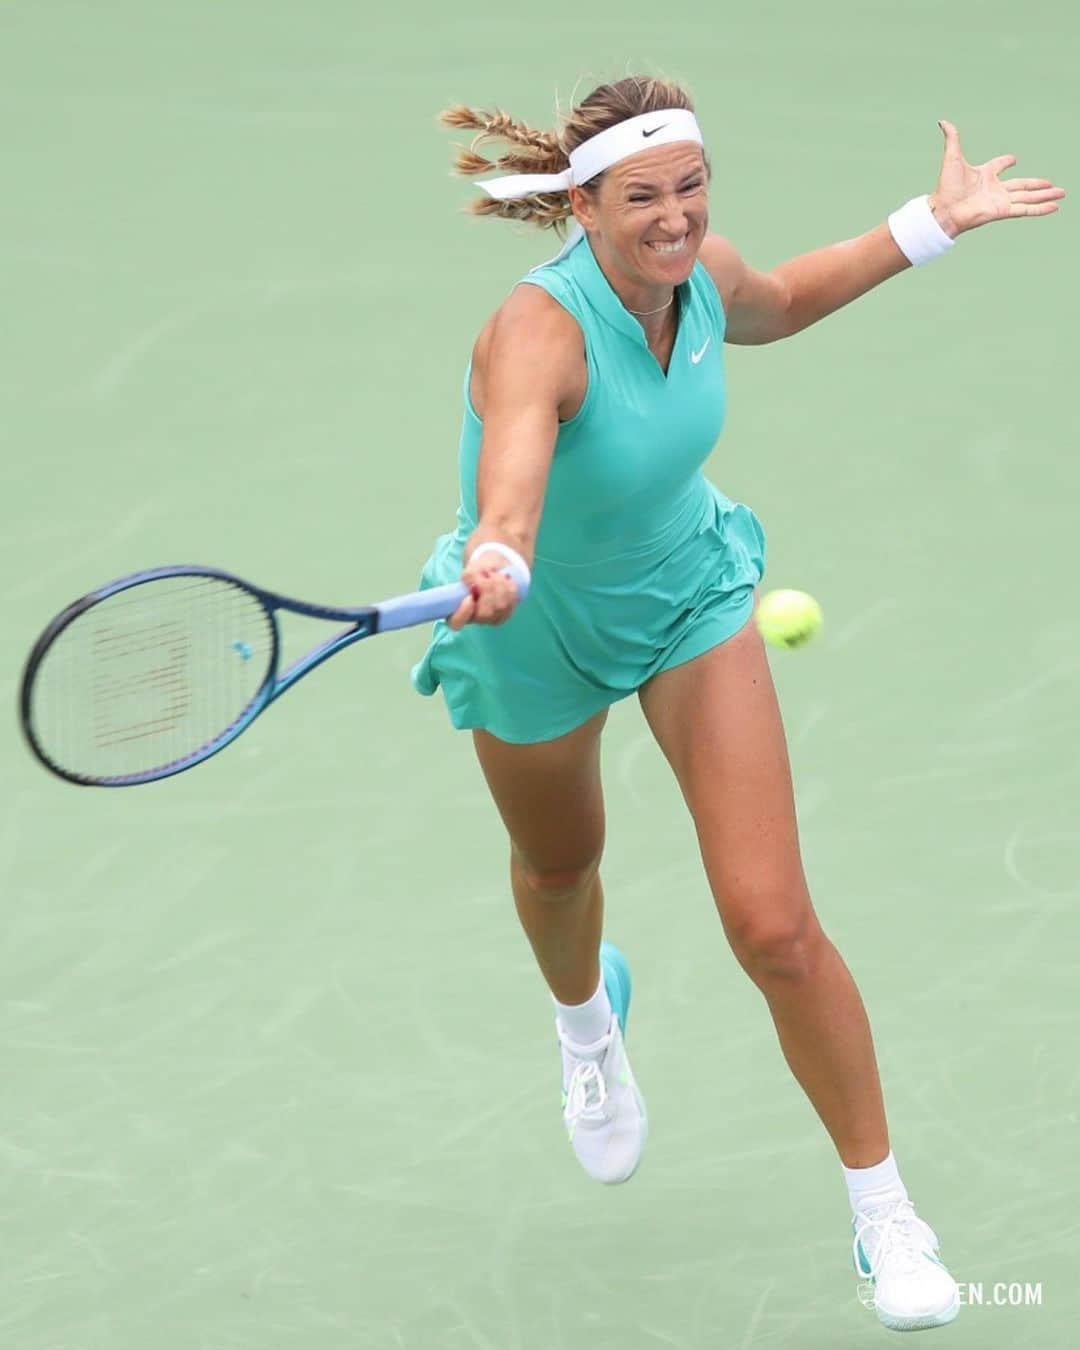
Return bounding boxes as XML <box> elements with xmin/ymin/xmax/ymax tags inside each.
<box><xmin>376</xmin><ymin>582</ymin><xmax>468</xmax><ymax>631</ymax></box>
<box><xmin>375</xmin><ymin>558</ymin><xmax>531</xmax><ymax>633</ymax></box>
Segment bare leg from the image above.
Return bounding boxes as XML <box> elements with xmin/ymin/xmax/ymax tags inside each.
<box><xmin>639</xmin><ymin>618</ymin><xmax>888</xmax><ymax>1168</ymax></box>
<box><xmin>473</xmin><ymin>710</ymin><xmax>609</xmax><ymax>1006</ymax></box>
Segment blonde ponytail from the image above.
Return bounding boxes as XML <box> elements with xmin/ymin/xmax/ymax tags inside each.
<box><xmin>439</xmin><ymin>105</ymin><xmax>572</xmax><ymax>228</ymax></box>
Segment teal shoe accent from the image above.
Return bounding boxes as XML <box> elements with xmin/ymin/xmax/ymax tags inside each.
<box><xmin>600</xmin><ymin>941</ymin><xmax>632</xmax><ymax>1037</ymax></box>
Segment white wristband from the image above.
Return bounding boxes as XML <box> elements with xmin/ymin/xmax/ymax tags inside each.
<box><xmin>887</xmin><ymin>195</ymin><xmax>956</xmax><ymax>267</ymax></box>
<box><xmin>467</xmin><ymin>541</ymin><xmax>532</xmax><ymax>594</ymax></box>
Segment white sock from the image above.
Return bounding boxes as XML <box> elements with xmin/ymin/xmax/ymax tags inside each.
<box><xmin>843</xmin><ymin>1150</ymin><xmax>909</xmax><ymax>1213</ymax></box>
<box><xmin>552</xmin><ymin>972</ymin><xmax>612</xmax><ymax>1046</ymax></box>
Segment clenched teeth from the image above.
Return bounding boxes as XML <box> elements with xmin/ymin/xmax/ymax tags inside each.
<box><xmin>646</xmin><ymin>236</ymin><xmax>687</xmax><ymax>254</ymax></box>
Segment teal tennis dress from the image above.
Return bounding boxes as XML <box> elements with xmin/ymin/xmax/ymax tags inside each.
<box><xmin>411</xmin><ymin>235</ymin><xmax>766</xmax><ymax>744</ymax></box>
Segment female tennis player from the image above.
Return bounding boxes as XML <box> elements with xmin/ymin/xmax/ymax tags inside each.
<box><xmin>412</xmin><ymin>75</ymin><xmax>1062</xmax><ymax>1332</ymax></box>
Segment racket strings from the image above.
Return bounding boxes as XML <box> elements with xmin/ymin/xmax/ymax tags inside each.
<box><xmin>29</xmin><ymin>576</ymin><xmax>275</xmax><ymax>783</ymax></box>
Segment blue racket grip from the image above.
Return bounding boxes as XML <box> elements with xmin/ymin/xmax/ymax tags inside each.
<box><xmin>375</xmin><ymin>558</ymin><xmax>531</xmax><ymax>633</ymax></box>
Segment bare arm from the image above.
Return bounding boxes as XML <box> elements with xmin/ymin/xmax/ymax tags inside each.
<box><xmin>701</xmin><ymin>121</ymin><xmax>1063</xmax><ymax>347</ymax></box>
<box><xmin>700</xmin><ymin>227</ymin><xmax>909</xmax><ymax>346</ymax></box>
<box><xmin>448</xmin><ymin>285</ymin><xmax>585</xmax><ymax>630</ymax></box>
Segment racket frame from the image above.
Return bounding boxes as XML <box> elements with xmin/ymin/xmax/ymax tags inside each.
<box><xmin>20</xmin><ymin>564</ymin><xmax>379</xmax><ymax>788</ymax></box>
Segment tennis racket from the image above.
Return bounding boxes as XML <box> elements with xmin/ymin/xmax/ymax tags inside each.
<box><xmin>20</xmin><ymin>561</ymin><xmax>528</xmax><ymax>787</ymax></box>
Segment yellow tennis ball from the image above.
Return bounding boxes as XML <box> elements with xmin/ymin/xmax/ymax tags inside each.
<box><xmin>755</xmin><ymin>589</ymin><xmax>823</xmax><ymax>650</ymax></box>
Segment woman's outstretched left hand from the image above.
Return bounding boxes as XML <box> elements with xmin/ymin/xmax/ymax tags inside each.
<box><xmin>930</xmin><ymin>121</ymin><xmax>1065</xmax><ymax>238</ymax></box>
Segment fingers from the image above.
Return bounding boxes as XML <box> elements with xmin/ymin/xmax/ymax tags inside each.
<box><xmin>1005</xmin><ymin>180</ymin><xmax>1066</xmax><ymax>204</ymax></box>
<box><xmin>450</xmin><ymin>561</ymin><xmax>520</xmax><ymax>629</ymax></box>
<box><xmin>447</xmin><ymin>593</ymin><xmax>476</xmax><ymax>631</ymax></box>
<box><xmin>986</xmin><ymin>153</ymin><xmax>1018</xmax><ymax>175</ymax></box>
<box><xmin>1008</xmin><ymin>189</ymin><xmax>1066</xmax><ymax>206</ymax></box>
<box><xmin>1006</xmin><ymin>201</ymin><xmax>1062</xmax><ymax>219</ymax></box>
<box><xmin>938</xmin><ymin>119</ymin><xmax>963</xmax><ymax>156</ymax></box>
<box><xmin>1002</xmin><ymin>175</ymin><xmax>1067</xmax><ymax>219</ymax></box>
<box><xmin>473</xmin><ymin>569</ymin><xmax>519</xmax><ymax>624</ymax></box>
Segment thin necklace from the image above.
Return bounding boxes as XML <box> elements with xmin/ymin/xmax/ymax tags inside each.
<box><xmin>626</xmin><ymin>295</ymin><xmax>674</xmax><ymax>317</ymax></box>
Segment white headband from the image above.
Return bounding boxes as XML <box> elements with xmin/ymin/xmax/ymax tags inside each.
<box><xmin>475</xmin><ymin>108</ymin><xmax>703</xmax><ymax>201</ymax></box>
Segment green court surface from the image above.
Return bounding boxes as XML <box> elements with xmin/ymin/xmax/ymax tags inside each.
<box><xmin>2</xmin><ymin>2</ymin><xmax>1077</xmax><ymax>1346</ymax></box>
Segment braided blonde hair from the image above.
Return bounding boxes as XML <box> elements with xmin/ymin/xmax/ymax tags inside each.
<box><xmin>440</xmin><ymin>75</ymin><xmax>699</xmax><ymax>232</ymax></box>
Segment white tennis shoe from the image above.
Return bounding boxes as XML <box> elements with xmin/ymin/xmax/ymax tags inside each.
<box><xmin>556</xmin><ymin>940</ymin><xmax>647</xmax><ymax>1184</ymax></box>
<box><xmin>558</xmin><ymin>1016</ymin><xmax>647</xmax><ymax>1183</ymax></box>
<box><xmin>853</xmin><ymin>1193</ymin><xmax>961</xmax><ymax>1332</ymax></box>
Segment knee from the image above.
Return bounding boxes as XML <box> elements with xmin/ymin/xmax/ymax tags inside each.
<box><xmin>722</xmin><ymin>888</ymin><xmax>824</xmax><ymax>985</ymax></box>
<box><xmin>512</xmin><ymin>847</ymin><xmax>602</xmax><ymax>902</ymax></box>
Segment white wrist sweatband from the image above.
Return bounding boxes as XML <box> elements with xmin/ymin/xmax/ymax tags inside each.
<box><xmin>468</xmin><ymin>541</ymin><xmax>532</xmax><ymax>589</ymax></box>
<box><xmin>887</xmin><ymin>195</ymin><xmax>956</xmax><ymax>267</ymax></box>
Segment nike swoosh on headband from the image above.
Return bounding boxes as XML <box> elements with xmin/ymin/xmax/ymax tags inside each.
<box><xmin>641</xmin><ymin>123</ymin><xmax>668</xmax><ymax>138</ymax></box>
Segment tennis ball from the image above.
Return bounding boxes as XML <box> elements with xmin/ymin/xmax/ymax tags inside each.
<box><xmin>755</xmin><ymin>589</ymin><xmax>823</xmax><ymax>650</ymax></box>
